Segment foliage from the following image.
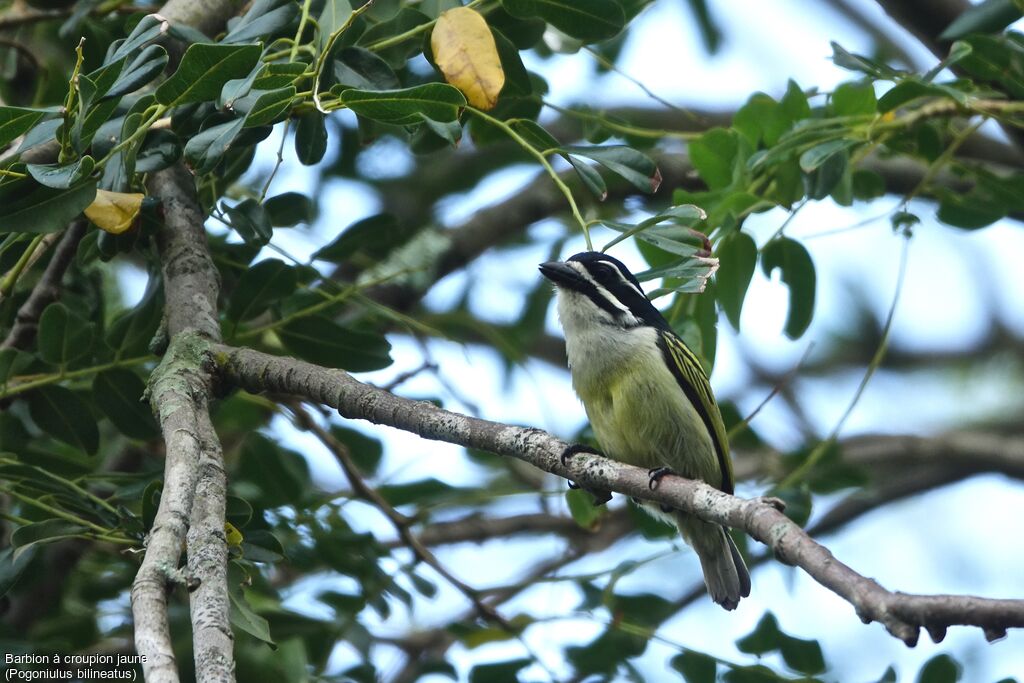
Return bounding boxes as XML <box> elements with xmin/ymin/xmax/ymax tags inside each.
<box><xmin>0</xmin><ymin>0</ymin><xmax>1022</xmax><ymax>680</ymax></box>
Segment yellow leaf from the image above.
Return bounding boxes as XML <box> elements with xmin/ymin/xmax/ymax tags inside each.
<box><xmin>84</xmin><ymin>189</ymin><xmax>145</xmax><ymax>234</ymax></box>
<box><xmin>224</xmin><ymin>522</ymin><xmax>244</xmax><ymax>547</ymax></box>
<box><xmin>431</xmin><ymin>7</ymin><xmax>505</xmax><ymax>110</ymax></box>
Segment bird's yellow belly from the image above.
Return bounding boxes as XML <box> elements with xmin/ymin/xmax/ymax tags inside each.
<box><xmin>583</xmin><ymin>364</ymin><xmax>721</xmax><ymax>487</ymax></box>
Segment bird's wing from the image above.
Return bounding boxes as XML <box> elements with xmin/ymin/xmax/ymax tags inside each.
<box><xmin>657</xmin><ymin>330</ymin><xmax>734</xmax><ymax>494</ymax></box>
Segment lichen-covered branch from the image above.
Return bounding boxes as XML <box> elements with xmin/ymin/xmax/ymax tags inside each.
<box><xmin>213</xmin><ymin>344</ymin><xmax>1024</xmax><ymax>647</ymax></box>
<box><xmin>136</xmin><ymin>164</ymin><xmax>232</xmax><ymax>682</ymax></box>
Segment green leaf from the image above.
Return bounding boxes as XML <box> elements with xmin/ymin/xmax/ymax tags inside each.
<box><xmin>567</xmin><ymin>155</ymin><xmax>607</xmax><ymax>199</ymax></box>
<box><xmin>0</xmin><ymin>179</ymin><xmax>97</xmax><ymax>234</ymax></box>
<box><xmin>184</xmin><ymin>118</ymin><xmax>246</xmax><ymax>174</ymax></box>
<box><xmin>264</xmin><ymin>192</ymin><xmax>315</xmax><ymax>227</ymax></box>
<box><xmin>26</xmin><ymin>156</ymin><xmax>95</xmax><ymax>190</ymax></box>
<box><xmin>278</xmin><ymin>316</ymin><xmax>393</xmax><ymax>371</ymax></box>
<box><xmin>565</xmin><ymin>488</ymin><xmax>605</xmax><ymax>530</ymax></box>
<box><xmin>0</xmin><ymin>107</ymin><xmax>47</xmax><ymax>148</ymax></box>
<box><xmin>779</xmin><ymin>634</ymin><xmax>825</xmax><ymax>675</ymax></box>
<box><xmin>227</xmin><ymin>258</ymin><xmax>298</xmax><ymax>322</ymax></box>
<box><xmin>106</xmin><ymin>45</ymin><xmax>168</xmax><ymax>100</ymax></box>
<box><xmin>937</xmin><ymin>191</ymin><xmax>1005</xmax><ymax>229</ymax></box>
<box><xmin>876</xmin><ymin>80</ymin><xmax>960</xmax><ymax>113</ymax></box>
<box><xmin>736</xmin><ymin>612</ymin><xmax>783</xmax><ymax>655</ymax></box>
<box><xmin>106</xmin><ymin>277</ymin><xmax>163</xmax><ymax>356</ymax></box>
<box><xmin>155</xmin><ymin>43</ymin><xmax>262</xmax><ymax>106</ymax></box>
<box><xmin>799</xmin><ymin>139</ymin><xmax>858</xmax><ymax>172</ymax></box>
<box><xmin>331</xmin><ymin>47</ymin><xmax>400</xmax><ymax>91</ymax></box>
<box><xmin>294</xmin><ymin>112</ymin><xmax>328</xmax><ymax>165</ymax></box>
<box><xmin>223</xmin><ymin>197</ymin><xmax>273</xmax><ymax>245</ymax></box>
<box><xmin>38</xmin><ymin>303</ymin><xmax>94</xmax><ymax>365</ymax></box>
<box><xmin>560</xmin><ymin>145</ymin><xmax>661</xmax><ymax>193</ymax></box>
<box><xmin>689</xmin><ymin>128</ymin><xmax>738</xmax><ymax>190</ymax></box>
<box><xmin>229</xmin><ymin>582</ymin><xmax>276</xmax><ymax>646</ymax></box>
<box><xmin>312</xmin><ymin>213</ymin><xmax>413</xmax><ymax>263</ymax></box>
<box><xmin>92</xmin><ymin>369</ymin><xmax>159</xmax><ymax>440</ymax></box>
<box><xmin>468</xmin><ymin>659</ymin><xmax>530</xmax><ymax>683</ymax></box>
<box><xmin>340</xmin><ymin>84</ymin><xmax>467</xmax><ymax>125</ymax></box>
<box><xmin>670</xmin><ymin>650</ymin><xmax>717</xmax><ymax>683</ymax></box>
<box><xmin>716</xmin><ymin>231</ymin><xmax>756</xmax><ymax>330</ymax></box>
<box><xmin>830</xmin><ymin>41</ymin><xmax>900</xmax><ymax>79</ymax></box>
<box><xmin>917</xmin><ymin>654</ymin><xmax>961</xmax><ymax>683</ymax></box>
<box><xmin>254</xmin><ymin>62</ymin><xmax>307</xmax><ymax>90</ymax></box>
<box><xmin>330</xmin><ymin>425</ymin><xmax>383</xmax><ymax>474</ymax></box>
<box><xmin>241</xmin><ymin>529</ymin><xmax>285</xmax><ymax>563</ymax></box>
<box><xmin>11</xmin><ymin>519</ymin><xmax>89</xmax><ymax>559</ymax></box>
<box><xmin>501</xmin><ymin>0</ymin><xmax>625</xmax><ymax>42</ymax></box>
<box><xmin>135</xmin><ymin>129</ymin><xmax>183</xmax><ymax>173</ymax></box>
<box><xmin>243</xmin><ymin>86</ymin><xmax>296</xmax><ymax>127</ymax></box>
<box><xmin>760</xmin><ymin>237</ymin><xmax>815</xmax><ymax>339</ymax></box>
<box><xmin>940</xmin><ymin>0</ymin><xmax>1021</xmax><ymax>40</ymax></box>
<box><xmin>832</xmin><ymin>80</ymin><xmax>877</xmax><ymax>116</ymax></box>
<box><xmin>223</xmin><ymin>0</ymin><xmax>299</xmax><ymax>44</ymax></box>
<box><xmin>106</xmin><ymin>13</ymin><xmax>168</xmax><ymax>63</ymax></box>
<box><xmin>28</xmin><ymin>385</ymin><xmax>99</xmax><ymax>455</ymax></box>
<box><xmin>0</xmin><ymin>545</ymin><xmax>36</xmax><ymax>598</ymax></box>
<box><xmin>237</xmin><ymin>434</ymin><xmax>311</xmax><ymax>507</ymax></box>
<box><xmin>319</xmin><ymin>0</ymin><xmax>353</xmax><ymax>50</ymax></box>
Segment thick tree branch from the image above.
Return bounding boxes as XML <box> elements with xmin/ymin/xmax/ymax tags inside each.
<box><xmin>213</xmin><ymin>345</ymin><xmax>1024</xmax><ymax>647</ymax></box>
<box><xmin>137</xmin><ymin>164</ymin><xmax>232</xmax><ymax>682</ymax></box>
<box><xmin>1</xmin><ymin>221</ymin><xmax>85</xmax><ymax>351</ymax></box>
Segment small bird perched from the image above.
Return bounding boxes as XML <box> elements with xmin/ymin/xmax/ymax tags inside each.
<box><xmin>540</xmin><ymin>251</ymin><xmax>750</xmax><ymax>610</ymax></box>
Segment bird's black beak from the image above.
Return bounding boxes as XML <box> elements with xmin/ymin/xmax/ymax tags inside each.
<box><xmin>539</xmin><ymin>261</ymin><xmax>582</xmax><ymax>289</ymax></box>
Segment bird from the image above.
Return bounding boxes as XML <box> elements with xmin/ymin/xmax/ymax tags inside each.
<box><xmin>539</xmin><ymin>250</ymin><xmax>750</xmax><ymax>610</ymax></box>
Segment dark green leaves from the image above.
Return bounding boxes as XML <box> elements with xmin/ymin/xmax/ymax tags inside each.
<box><xmin>242</xmin><ymin>87</ymin><xmax>296</xmax><ymax>127</ymax></box>
<box><xmin>294</xmin><ymin>112</ymin><xmax>328</xmax><ymax>165</ymax></box>
<box><xmin>319</xmin><ymin>0</ymin><xmax>354</xmax><ymax>50</ymax></box>
<box><xmin>670</xmin><ymin>650</ymin><xmax>717</xmax><ymax>683</ymax></box>
<box><xmin>222</xmin><ymin>0</ymin><xmax>299</xmax><ymax>44</ymax></box>
<box><xmin>939</xmin><ymin>0</ymin><xmax>1022</xmax><ymax>41</ymax></box>
<box><xmin>264</xmin><ymin>192</ymin><xmax>315</xmax><ymax>227</ymax></box>
<box><xmin>736</xmin><ymin>613</ymin><xmax>825</xmax><ymax>676</ymax></box>
<box><xmin>339</xmin><ymin>84</ymin><xmax>466</xmax><ymax>124</ymax></box>
<box><xmin>156</xmin><ymin>44</ymin><xmax>262</xmax><ymax>106</ymax></box>
<box><xmin>312</xmin><ymin>213</ymin><xmax>413</xmax><ymax>264</ymax></box>
<box><xmin>0</xmin><ymin>107</ymin><xmax>47</xmax><ymax>148</ymax></box>
<box><xmin>223</xmin><ymin>198</ymin><xmax>274</xmax><ymax>245</ymax></box>
<box><xmin>278</xmin><ymin>316</ymin><xmax>392</xmax><ymax>371</ymax></box>
<box><xmin>0</xmin><ymin>179</ymin><xmax>97</xmax><ymax>234</ymax></box>
<box><xmin>92</xmin><ymin>369</ymin><xmax>159</xmax><ymax>440</ymax></box>
<box><xmin>26</xmin><ymin>156</ymin><xmax>95</xmax><ymax>189</ymax></box>
<box><xmin>227</xmin><ymin>259</ymin><xmax>298</xmax><ymax>322</ymax></box>
<box><xmin>28</xmin><ymin>386</ymin><xmax>99</xmax><ymax>455</ymax></box>
<box><xmin>184</xmin><ymin>118</ymin><xmax>246</xmax><ymax>174</ymax></box>
<box><xmin>689</xmin><ymin>128</ymin><xmax>738</xmax><ymax>190</ymax></box>
<box><xmin>761</xmin><ymin>237</ymin><xmax>816</xmax><ymax>339</ymax></box>
<box><xmin>38</xmin><ymin>303</ymin><xmax>94</xmax><ymax>365</ymax></box>
<box><xmin>716</xmin><ymin>231</ymin><xmax>756</xmax><ymax>330</ymax></box>
<box><xmin>106</xmin><ymin>45</ymin><xmax>168</xmax><ymax>100</ymax></box>
<box><xmin>501</xmin><ymin>0</ymin><xmax>625</xmax><ymax>42</ymax></box>
<box><xmin>561</xmin><ymin>145</ymin><xmax>661</xmax><ymax>193</ymax></box>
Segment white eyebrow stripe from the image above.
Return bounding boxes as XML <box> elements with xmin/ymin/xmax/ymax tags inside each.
<box><xmin>568</xmin><ymin>261</ymin><xmax>635</xmax><ymax>316</ymax></box>
<box><xmin>602</xmin><ymin>259</ymin><xmax>647</xmax><ymax>298</ymax></box>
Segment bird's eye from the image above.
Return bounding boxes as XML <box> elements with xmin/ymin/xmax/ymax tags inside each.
<box><xmin>593</xmin><ymin>263</ymin><xmax>614</xmax><ymax>278</ymax></box>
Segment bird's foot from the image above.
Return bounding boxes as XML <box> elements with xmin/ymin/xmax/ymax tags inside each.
<box><xmin>560</xmin><ymin>443</ymin><xmax>602</xmax><ymax>466</ymax></box>
<box><xmin>648</xmin><ymin>466</ymin><xmax>675</xmax><ymax>490</ymax></box>
<box><xmin>561</xmin><ymin>444</ymin><xmax>611</xmax><ymax>506</ymax></box>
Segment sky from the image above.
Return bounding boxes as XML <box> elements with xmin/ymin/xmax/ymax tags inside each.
<box><xmin>116</xmin><ymin>0</ymin><xmax>1024</xmax><ymax>679</ymax></box>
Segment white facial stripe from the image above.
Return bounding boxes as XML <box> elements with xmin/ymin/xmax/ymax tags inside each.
<box><xmin>566</xmin><ymin>261</ymin><xmax>638</xmax><ymax>320</ymax></box>
<box><xmin>609</xmin><ymin>264</ymin><xmax>646</xmax><ymax>298</ymax></box>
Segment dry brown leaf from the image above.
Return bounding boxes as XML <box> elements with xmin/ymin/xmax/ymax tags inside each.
<box><xmin>84</xmin><ymin>190</ymin><xmax>145</xmax><ymax>234</ymax></box>
<box><xmin>431</xmin><ymin>7</ymin><xmax>505</xmax><ymax>110</ymax></box>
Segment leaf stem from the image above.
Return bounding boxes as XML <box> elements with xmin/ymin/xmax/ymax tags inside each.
<box><xmin>289</xmin><ymin>0</ymin><xmax>314</xmax><ymax>62</ymax></box>
<box><xmin>0</xmin><ymin>354</ymin><xmax>153</xmax><ymax>400</ymax></box>
<box><xmin>0</xmin><ymin>234</ymin><xmax>45</xmax><ymax>296</ymax></box>
<box><xmin>776</xmin><ymin>234</ymin><xmax>910</xmax><ymax>490</ymax></box>
<box><xmin>468</xmin><ymin>106</ymin><xmax>591</xmax><ymax>248</ymax></box>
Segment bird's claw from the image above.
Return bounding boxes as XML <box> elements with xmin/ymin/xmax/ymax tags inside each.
<box><xmin>560</xmin><ymin>443</ymin><xmax>602</xmax><ymax>466</ymax></box>
<box><xmin>648</xmin><ymin>466</ymin><xmax>674</xmax><ymax>490</ymax></box>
